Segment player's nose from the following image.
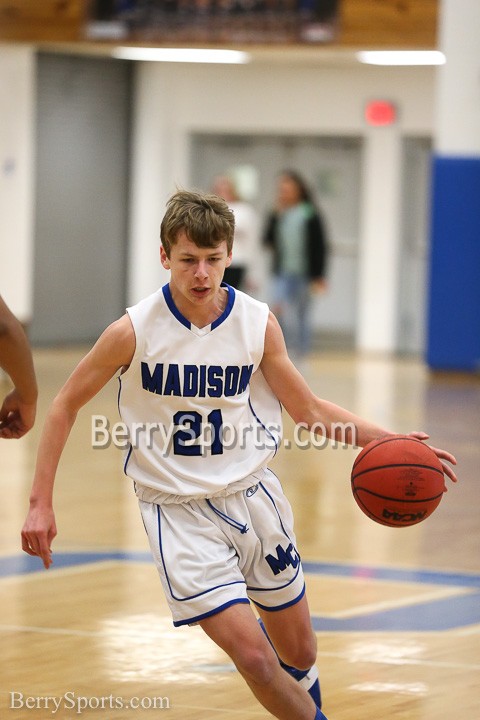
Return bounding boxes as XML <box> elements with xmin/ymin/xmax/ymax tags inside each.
<box><xmin>194</xmin><ymin>261</ymin><xmax>209</xmax><ymax>279</ymax></box>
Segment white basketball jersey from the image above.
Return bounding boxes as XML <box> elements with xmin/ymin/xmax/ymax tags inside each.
<box><xmin>118</xmin><ymin>284</ymin><xmax>282</xmax><ymax>501</ymax></box>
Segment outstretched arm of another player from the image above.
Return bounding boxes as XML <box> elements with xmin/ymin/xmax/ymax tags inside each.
<box><xmin>21</xmin><ymin>314</ymin><xmax>136</xmax><ymax>569</ymax></box>
<box><xmin>0</xmin><ymin>296</ymin><xmax>38</xmax><ymax>438</ymax></box>
<box><xmin>260</xmin><ymin>312</ymin><xmax>457</xmax><ymax>484</ymax></box>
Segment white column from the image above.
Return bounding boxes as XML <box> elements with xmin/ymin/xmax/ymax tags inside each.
<box><xmin>0</xmin><ymin>45</ymin><xmax>36</xmax><ymax>322</ymax></box>
<box><xmin>127</xmin><ymin>63</ymin><xmax>173</xmax><ymax>305</ymax></box>
<box><xmin>436</xmin><ymin>0</ymin><xmax>480</xmax><ymax>155</ymax></box>
<box><xmin>426</xmin><ymin>0</ymin><xmax>480</xmax><ymax>371</ymax></box>
<box><xmin>357</xmin><ymin>125</ymin><xmax>402</xmax><ymax>353</ymax></box>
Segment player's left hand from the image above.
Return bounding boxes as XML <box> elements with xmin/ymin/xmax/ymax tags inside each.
<box><xmin>407</xmin><ymin>431</ymin><xmax>458</xmax><ymax>488</ymax></box>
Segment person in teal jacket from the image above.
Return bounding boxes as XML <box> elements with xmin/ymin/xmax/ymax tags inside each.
<box><xmin>264</xmin><ymin>170</ymin><xmax>329</xmax><ymax>357</ymax></box>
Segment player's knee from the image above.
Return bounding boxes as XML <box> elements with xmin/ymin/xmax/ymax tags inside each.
<box><xmin>234</xmin><ymin>646</ymin><xmax>278</xmax><ymax>686</ymax></box>
<box><xmin>280</xmin><ymin>634</ymin><xmax>317</xmax><ymax>671</ymax></box>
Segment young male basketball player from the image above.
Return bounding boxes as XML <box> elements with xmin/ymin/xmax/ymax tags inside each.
<box><xmin>22</xmin><ymin>190</ymin><xmax>457</xmax><ymax>720</ymax></box>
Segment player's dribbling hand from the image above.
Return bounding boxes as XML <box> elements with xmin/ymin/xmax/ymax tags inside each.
<box><xmin>407</xmin><ymin>430</ymin><xmax>458</xmax><ymax>488</ymax></box>
<box><xmin>21</xmin><ymin>506</ymin><xmax>57</xmax><ymax>569</ymax></box>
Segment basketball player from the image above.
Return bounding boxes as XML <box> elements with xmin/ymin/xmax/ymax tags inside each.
<box><xmin>21</xmin><ymin>190</ymin><xmax>457</xmax><ymax>720</ymax></box>
<box><xmin>0</xmin><ymin>295</ymin><xmax>37</xmax><ymax>439</ymax></box>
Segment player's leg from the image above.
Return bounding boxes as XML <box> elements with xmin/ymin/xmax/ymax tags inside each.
<box><xmin>239</xmin><ymin>471</ymin><xmax>323</xmax><ymax>709</ymax></box>
<box><xmin>256</xmin><ymin>593</ymin><xmax>322</xmax><ymax>708</ymax></box>
<box><xmin>257</xmin><ymin>593</ymin><xmax>316</xmax><ymax>668</ymax></box>
<box><xmin>199</xmin><ymin>602</ymin><xmax>323</xmax><ymax>720</ymax></box>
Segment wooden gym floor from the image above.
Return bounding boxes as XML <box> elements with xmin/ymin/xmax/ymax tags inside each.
<box><xmin>1</xmin><ymin>347</ymin><xmax>479</xmax><ymax>719</ymax></box>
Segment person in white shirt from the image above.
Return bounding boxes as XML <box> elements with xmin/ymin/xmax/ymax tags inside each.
<box><xmin>212</xmin><ymin>175</ymin><xmax>259</xmax><ymax>292</ymax></box>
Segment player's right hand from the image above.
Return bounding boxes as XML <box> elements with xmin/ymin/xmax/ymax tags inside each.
<box><xmin>21</xmin><ymin>506</ymin><xmax>57</xmax><ymax>569</ymax></box>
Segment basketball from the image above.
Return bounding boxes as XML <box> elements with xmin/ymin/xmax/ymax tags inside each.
<box><xmin>351</xmin><ymin>435</ymin><xmax>445</xmax><ymax>527</ymax></box>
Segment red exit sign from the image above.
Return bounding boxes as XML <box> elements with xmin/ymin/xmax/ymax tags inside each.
<box><xmin>365</xmin><ymin>101</ymin><xmax>397</xmax><ymax>126</ymax></box>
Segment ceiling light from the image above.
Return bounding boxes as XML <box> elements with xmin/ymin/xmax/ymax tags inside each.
<box><xmin>112</xmin><ymin>47</ymin><xmax>250</xmax><ymax>64</ymax></box>
<box><xmin>357</xmin><ymin>51</ymin><xmax>446</xmax><ymax>66</ymax></box>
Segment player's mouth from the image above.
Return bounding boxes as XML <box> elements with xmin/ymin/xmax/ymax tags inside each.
<box><xmin>191</xmin><ymin>286</ymin><xmax>210</xmax><ymax>298</ymax></box>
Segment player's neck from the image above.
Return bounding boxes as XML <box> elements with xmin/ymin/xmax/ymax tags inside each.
<box><xmin>169</xmin><ymin>283</ymin><xmax>228</xmax><ymax>329</ymax></box>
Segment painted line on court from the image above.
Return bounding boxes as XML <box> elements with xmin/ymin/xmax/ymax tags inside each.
<box><xmin>321</xmin><ymin>585</ymin><xmax>470</xmax><ymax>619</ymax></box>
<box><xmin>2</xmin><ymin>552</ymin><xmax>480</xmax><ymax>632</ymax></box>
<box><xmin>2</xmin><ymin>552</ymin><xmax>480</xmax><ymax>587</ymax></box>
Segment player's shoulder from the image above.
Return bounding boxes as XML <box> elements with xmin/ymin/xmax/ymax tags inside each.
<box><xmin>231</xmin><ymin>286</ymin><xmax>268</xmax><ymax>313</ymax></box>
<box><xmin>126</xmin><ymin>286</ymin><xmax>168</xmax><ymax>330</ymax></box>
<box><xmin>127</xmin><ymin>286</ymin><xmax>164</xmax><ymax>314</ymax></box>
<box><xmin>101</xmin><ymin>313</ymin><xmax>135</xmax><ymax>344</ymax></box>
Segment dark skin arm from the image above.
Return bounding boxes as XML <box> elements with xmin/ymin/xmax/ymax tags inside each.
<box><xmin>0</xmin><ymin>296</ymin><xmax>38</xmax><ymax>438</ymax></box>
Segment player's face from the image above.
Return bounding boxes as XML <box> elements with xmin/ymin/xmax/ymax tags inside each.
<box><xmin>161</xmin><ymin>231</ymin><xmax>232</xmax><ymax>307</ymax></box>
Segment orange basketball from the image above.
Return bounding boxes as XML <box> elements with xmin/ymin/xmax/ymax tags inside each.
<box><xmin>351</xmin><ymin>435</ymin><xmax>445</xmax><ymax>527</ymax></box>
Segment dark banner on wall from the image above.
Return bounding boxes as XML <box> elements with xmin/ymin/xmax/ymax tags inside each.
<box><xmin>87</xmin><ymin>0</ymin><xmax>339</xmax><ymax>44</ymax></box>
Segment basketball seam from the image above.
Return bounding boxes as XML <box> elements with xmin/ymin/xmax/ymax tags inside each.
<box><xmin>352</xmin><ymin>435</ymin><xmax>432</xmax><ymax>471</ymax></box>
<box><xmin>352</xmin><ymin>488</ymin><xmax>444</xmax><ymax>503</ymax></box>
<box><xmin>351</xmin><ymin>462</ymin><xmax>444</xmax><ymax>482</ymax></box>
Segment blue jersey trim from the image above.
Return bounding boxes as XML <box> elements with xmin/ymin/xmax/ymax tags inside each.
<box><xmin>252</xmin><ymin>584</ymin><xmax>306</xmax><ymax>612</ymax></box>
<box><xmin>162</xmin><ymin>282</ymin><xmax>235</xmax><ymax>332</ymax></box>
<box><xmin>259</xmin><ymin>479</ymin><xmax>291</xmax><ymax>540</ymax></box>
<box><xmin>211</xmin><ymin>283</ymin><xmax>235</xmax><ymax>329</ymax></box>
<box><xmin>123</xmin><ymin>444</ymin><xmax>133</xmax><ymax>476</ymax></box>
<box><xmin>173</xmin><ymin>598</ymin><xmax>250</xmax><ymax>627</ymax></box>
<box><xmin>118</xmin><ymin>375</ymin><xmax>133</xmax><ymax>476</ymax></box>
<box><xmin>248</xmin><ymin>397</ymin><xmax>279</xmax><ymax>456</ymax></box>
<box><xmin>246</xmin><ymin>477</ymin><xmax>302</xmax><ymax>591</ymax></box>
<box><xmin>156</xmin><ymin>504</ymin><xmax>245</xmax><ymax>602</ymax></box>
<box><xmin>117</xmin><ymin>375</ymin><xmax>122</xmax><ymax>412</ymax></box>
<box><xmin>162</xmin><ymin>283</ymin><xmax>190</xmax><ymax>329</ymax></box>
<box><xmin>247</xmin><ymin>564</ymin><xmax>302</xmax><ymax>592</ymax></box>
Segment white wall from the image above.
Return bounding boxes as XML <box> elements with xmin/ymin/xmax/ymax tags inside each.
<box><xmin>0</xmin><ymin>45</ymin><xmax>35</xmax><ymax>322</ymax></box>
<box><xmin>129</xmin><ymin>61</ymin><xmax>435</xmax><ymax>352</ymax></box>
<box><xmin>0</xmin><ymin>47</ymin><xmax>436</xmax><ymax>351</ymax></box>
<box><xmin>436</xmin><ymin>0</ymin><xmax>480</xmax><ymax>154</ymax></box>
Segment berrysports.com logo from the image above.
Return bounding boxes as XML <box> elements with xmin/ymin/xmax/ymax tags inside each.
<box><xmin>90</xmin><ymin>415</ymin><xmax>358</xmax><ymax>454</ymax></box>
<box><xmin>9</xmin><ymin>691</ymin><xmax>170</xmax><ymax>714</ymax></box>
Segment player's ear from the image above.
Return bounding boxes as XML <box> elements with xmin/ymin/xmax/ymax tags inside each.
<box><xmin>160</xmin><ymin>245</ymin><xmax>170</xmax><ymax>269</ymax></box>
<box><xmin>225</xmin><ymin>250</ymin><xmax>233</xmax><ymax>268</ymax></box>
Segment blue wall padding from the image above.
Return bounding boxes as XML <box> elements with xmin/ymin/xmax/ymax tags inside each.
<box><xmin>427</xmin><ymin>156</ymin><xmax>480</xmax><ymax>371</ymax></box>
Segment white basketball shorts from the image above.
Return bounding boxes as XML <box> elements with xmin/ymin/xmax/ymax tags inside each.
<box><xmin>138</xmin><ymin>467</ymin><xmax>306</xmax><ymax>626</ymax></box>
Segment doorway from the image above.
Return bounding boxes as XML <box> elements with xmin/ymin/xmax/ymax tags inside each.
<box><xmin>191</xmin><ymin>133</ymin><xmax>362</xmax><ymax>347</ymax></box>
<box><xmin>31</xmin><ymin>54</ymin><xmax>131</xmax><ymax>345</ymax></box>
<box><xmin>398</xmin><ymin>137</ymin><xmax>432</xmax><ymax>356</ymax></box>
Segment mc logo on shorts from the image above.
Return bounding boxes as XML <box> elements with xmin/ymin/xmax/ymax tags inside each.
<box><xmin>265</xmin><ymin>543</ymin><xmax>300</xmax><ymax>576</ymax></box>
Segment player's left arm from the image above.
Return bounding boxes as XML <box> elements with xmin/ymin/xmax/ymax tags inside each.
<box><xmin>259</xmin><ymin>312</ymin><xmax>457</xmax><ymax>483</ymax></box>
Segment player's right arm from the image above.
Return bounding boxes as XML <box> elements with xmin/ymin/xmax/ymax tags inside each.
<box><xmin>21</xmin><ymin>314</ymin><xmax>135</xmax><ymax>569</ymax></box>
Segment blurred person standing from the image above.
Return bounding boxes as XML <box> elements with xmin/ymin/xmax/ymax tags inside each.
<box><xmin>0</xmin><ymin>296</ymin><xmax>37</xmax><ymax>439</ymax></box>
<box><xmin>212</xmin><ymin>175</ymin><xmax>259</xmax><ymax>292</ymax></box>
<box><xmin>264</xmin><ymin>170</ymin><xmax>328</xmax><ymax>357</ymax></box>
